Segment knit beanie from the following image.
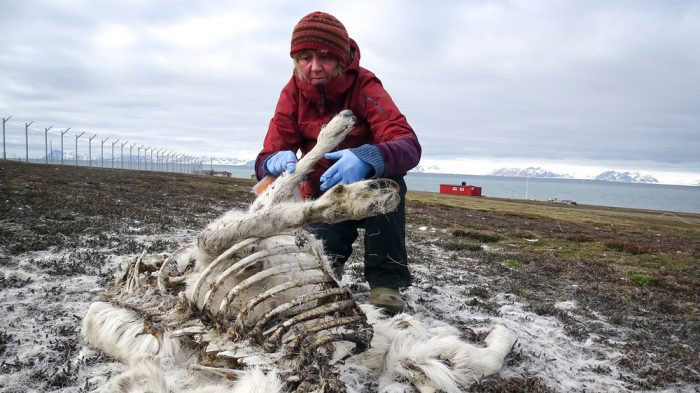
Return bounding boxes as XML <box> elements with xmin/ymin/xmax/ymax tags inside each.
<box><xmin>290</xmin><ymin>11</ymin><xmax>351</xmax><ymax>64</ymax></box>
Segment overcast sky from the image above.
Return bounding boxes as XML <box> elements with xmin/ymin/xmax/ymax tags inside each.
<box><xmin>1</xmin><ymin>0</ymin><xmax>699</xmax><ymax>184</ymax></box>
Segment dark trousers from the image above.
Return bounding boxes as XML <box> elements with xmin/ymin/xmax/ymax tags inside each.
<box><xmin>309</xmin><ymin>176</ymin><xmax>411</xmax><ymax>289</ymax></box>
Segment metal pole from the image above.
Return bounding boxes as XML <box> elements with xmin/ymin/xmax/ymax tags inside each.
<box><xmin>137</xmin><ymin>145</ymin><xmax>143</xmax><ymax>170</ymax></box>
<box><xmin>111</xmin><ymin>139</ymin><xmax>119</xmax><ymax>169</ymax></box>
<box><xmin>60</xmin><ymin>128</ymin><xmax>71</xmax><ymax>165</ymax></box>
<box><xmin>88</xmin><ymin>134</ymin><xmax>97</xmax><ymax>167</ymax></box>
<box><xmin>101</xmin><ymin>137</ymin><xmax>110</xmax><ymax>168</ymax></box>
<box><xmin>44</xmin><ymin>125</ymin><xmax>53</xmax><ymax>164</ymax></box>
<box><xmin>129</xmin><ymin>143</ymin><xmax>136</xmax><ymax>170</ymax></box>
<box><xmin>145</xmin><ymin>147</ymin><xmax>151</xmax><ymax>171</ymax></box>
<box><xmin>120</xmin><ymin>141</ymin><xmax>128</xmax><ymax>169</ymax></box>
<box><xmin>75</xmin><ymin>131</ymin><xmax>85</xmax><ymax>166</ymax></box>
<box><xmin>24</xmin><ymin>121</ymin><xmax>34</xmax><ymax>162</ymax></box>
<box><xmin>2</xmin><ymin>116</ymin><xmax>11</xmax><ymax>160</ymax></box>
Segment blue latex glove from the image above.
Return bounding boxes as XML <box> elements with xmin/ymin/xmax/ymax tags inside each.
<box><xmin>265</xmin><ymin>150</ymin><xmax>297</xmax><ymax>176</ymax></box>
<box><xmin>320</xmin><ymin>149</ymin><xmax>372</xmax><ymax>191</ymax></box>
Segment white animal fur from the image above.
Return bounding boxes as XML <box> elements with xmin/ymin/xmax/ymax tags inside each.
<box><xmin>109</xmin><ymin>357</ymin><xmax>168</xmax><ymax>393</ymax></box>
<box><xmin>110</xmin><ymin>359</ymin><xmax>283</xmax><ymax>393</ymax></box>
<box><xmin>82</xmin><ymin>302</ymin><xmax>189</xmax><ymax>364</ymax></box>
<box><xmin>349</xmin><ymin>305</ymin><xmax>516</xmax><ymax>393</ymax></box>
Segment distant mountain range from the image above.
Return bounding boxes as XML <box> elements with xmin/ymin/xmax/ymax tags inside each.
<box><xmin>594</xmin><ymin>171</ymin><xmax>658</xmax><ymax>183</ymax></box>
<box><xmin>490</xmin><ymin>167</ymin><xmax>574</xmax><ymax>179</ymax></box>
<box><xmin>488</xmin><ymin>167</ymin><xmax>660</xmax><ymax>184</ymax></box>
<box><xmin>202</xmin><ymin>157</ymin><xmax>255</xmax><ymax>166</ymax></box>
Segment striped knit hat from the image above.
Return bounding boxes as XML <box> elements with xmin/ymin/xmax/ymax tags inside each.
<box><xmin>290</xmin><ymin>11</ymin><xmax>351</xmax><ymax>64</ymax></box>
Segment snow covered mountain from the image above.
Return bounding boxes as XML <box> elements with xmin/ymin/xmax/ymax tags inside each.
<box><xmin>594</xmin><ymin>171</ymin><xmax>658</xmax><ymax>183</ymax></box>
<box><xmin>490</xmin><ymin>167</ymin><xmax>574</xmax><ymax>179</ymax></box>
<box><xmin>409</xmin><ymin>165</ymin><xmax>425</xmax><ymax>173</ymax></box>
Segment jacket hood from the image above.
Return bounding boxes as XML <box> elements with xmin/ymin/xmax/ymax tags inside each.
<box><xmin>295</xmin><ymin>38</ymin><xmax>361</xmax><ymax>109</ymax></box>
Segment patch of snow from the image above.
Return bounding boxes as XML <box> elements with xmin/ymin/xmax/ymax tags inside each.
<box><xmin>480</xmin><ymin>244</ymin><xmax>501</xmax><ymax>252</ymax></box>
<box><xmin>3</xmin><ymin>269</ymin><xmax>34</xmax><ymax>281</ymax></box>
<box><xmin>404</xmin><ymin>281</ymin><xmax>631</xmax><ymax>392</ymax></box>
<box><xmin>554</xmin><ymin>300</ymin><xmax>578</xmax><ymax>311</ymax></box>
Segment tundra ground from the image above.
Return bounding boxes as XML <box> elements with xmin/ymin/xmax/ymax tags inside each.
<box><xmin>1</xmin><ymin>160</ymin><xmax>698</xmax><ymax>392</ymax></box>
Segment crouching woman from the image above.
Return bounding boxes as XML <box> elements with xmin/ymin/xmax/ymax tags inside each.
<box><xmin>255</xmin><ymin>11</ymin><xmax>421</xmax><ymax>314</ymax></box>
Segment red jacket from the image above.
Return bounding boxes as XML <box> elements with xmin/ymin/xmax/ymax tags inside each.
<box><xmin>255</xmin><ymin>39</ymin><xmax>421</xmax><ymax>198</ymax></box>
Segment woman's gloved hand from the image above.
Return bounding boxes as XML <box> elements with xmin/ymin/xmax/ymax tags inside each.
<box><xmin>265</xmin><ymin>150</ymin><xmax>298</xmax><ymax>176</ymax></box>
<box><xmin>320</xmin><ymin>149</ymin><xmax>372</xmax><ymax>191</ymax></box>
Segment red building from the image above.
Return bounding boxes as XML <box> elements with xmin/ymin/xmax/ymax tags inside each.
<box><xmin>439</xmin><ymin>182</ymin><xmax>482</xmax><ymax>196</ymax></box>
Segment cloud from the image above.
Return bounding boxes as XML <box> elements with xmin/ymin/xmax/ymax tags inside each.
<box><xmin>0</xmin><ymin>0</ymin><xmax>698</xmax><ymax>181</ymax></box>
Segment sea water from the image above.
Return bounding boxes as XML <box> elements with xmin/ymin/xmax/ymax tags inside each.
<box><xmin>210</xmin><ymin>165</ymin><xmax>700</xmax><ymax>214</ymax></box>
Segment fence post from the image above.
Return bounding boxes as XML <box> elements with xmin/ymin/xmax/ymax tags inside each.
<box><xmin>101</xmin><ymin>137</ymin><xmax>110</xmax><ymax>168</ymax></box>
<box><xmin>2</xmin><ymin>116</ymin><xmax>11</xmax><ymax>160</ymax></box>
<box><xmin>44</xmin><ymin>125</ymin><xmax>53</xmax><ymax>163</ymax></box>
<box><xmin>129</xmin><ymin>143</ymin><xmax>136</xmax><ymax>170</ymax></box>
<box><xmin>150</xmin><ymin>147</ymin><xmax>155</xmax><ymax>171</ymax></box>
<box><xmin>144</xmin><ymin>146</ymin><xmax>151</xmax><ymax>171</ymax></box>
<box><xmin>75</xmin><ymin>131</ymin><xmax>85</xmax><ymax>166</ymax></box>
<box><xmin>88</xmin><ymin>134</ymin><xmax>97</xmax><ymax>167</ymax></box>
<box><xmin>111</xmin><ymin>139</ymin><xmax>119</xmax><ymax>169</ymax></box>
<box><xmin>120</xmin><ymin>141</ymin><xmax>128</xmax><ymax>169</ymax></box>
<box><xmin>60</xmin><ymin>128</ymin><xmax>71</xmax><ymax>165</ymax></box>
<box><xmin>24</xmin><ymin>121</ymin><xmax>34</xmax><ymax>162</ymax></box>
<box><xmin>137</xmin><ymin>145</ymin><xmax>143</xmax><ymax>170</ymax></box>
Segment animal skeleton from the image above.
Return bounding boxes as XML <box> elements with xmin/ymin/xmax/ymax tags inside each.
<box><xmin>82</xmin><ymin>110</ymin><xmax>515</xmax><ymax>393</ymax></box>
